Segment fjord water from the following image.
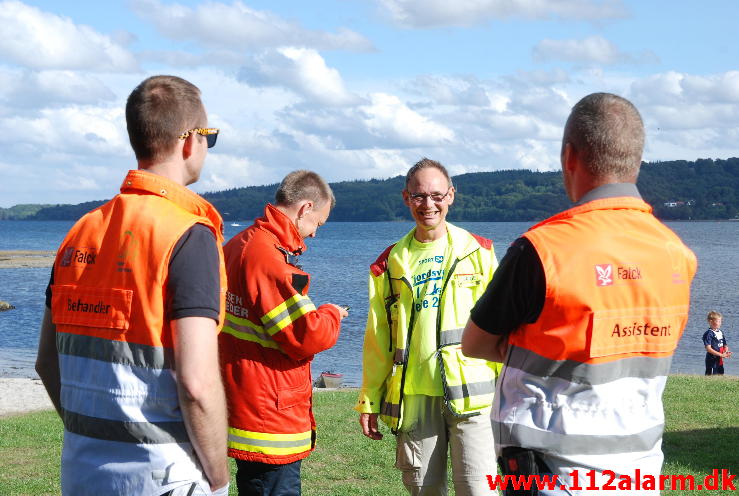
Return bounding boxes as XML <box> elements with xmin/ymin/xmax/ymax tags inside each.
<box><xmin>1</xmin><ymin>220</ymin><xmax>737</xmax><ymax>384</ymax></box>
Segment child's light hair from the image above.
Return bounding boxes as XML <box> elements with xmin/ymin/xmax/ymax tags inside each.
<box><xmin>707</xmin><ymin>310</ymin><xmax>723</xmax><ymax>321</ymax></box>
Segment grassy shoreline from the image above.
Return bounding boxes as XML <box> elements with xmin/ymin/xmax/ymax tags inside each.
<box><xmin>1</xmin><ymin>375</ymin><xmax>736</xmax><ymax>495</ymax></box>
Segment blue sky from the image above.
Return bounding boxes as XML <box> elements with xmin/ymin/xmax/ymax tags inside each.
<box><xmin>1</xmin><ymin>0</ymin><xmax>738</xmax><ymax>207</ymax></box>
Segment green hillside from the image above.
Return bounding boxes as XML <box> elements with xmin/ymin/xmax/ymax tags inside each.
<box><xmin>3</xmin><ymin>158</ymin><xmax>738</xmax><ymax>222</ymax></box>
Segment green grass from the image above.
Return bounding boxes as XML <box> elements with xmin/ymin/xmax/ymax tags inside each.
<box><xmin>1</xmin><ymin>375</ymin><xmax>736</xmax><ymax>495</ymax></box>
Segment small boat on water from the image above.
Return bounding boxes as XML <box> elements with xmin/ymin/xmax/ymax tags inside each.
<box><xmin>314</xmin><ymin>371</ymin><xmax>343</xmax><ymax>388</ymax></box>
<box><xmin>230</xmin><ymin>222</ymin><xmax>241</xmax><ymax>227</ymax></box>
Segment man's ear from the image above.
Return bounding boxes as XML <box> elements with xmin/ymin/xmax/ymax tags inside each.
<box><xmin>181</xmin><ymin>133</ymin><xmax>194</xmax><ymax>160</ymax></box>
<box><xmin>561</xmin><ymin>142</ymin><xmax>576</xmax><ymax>175</ymax></box>
<box><xmin>446</xmin><ymin>186</ymin><xmax>455</xmax><ymax>206</ymax></box>
<box><xmin>402</xmin><ymin>189</ymin><xmax>411</xmax><ymax>207</ymax></box>
<box><xmin>296</xmin><ymin>200</ymin><xmax>313</xmax><ymax>219</ymax></box>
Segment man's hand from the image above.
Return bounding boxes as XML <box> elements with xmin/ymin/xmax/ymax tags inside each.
<box><xmin>359</xmin><ymin>413</ymin><xmax>383</xmax><ymax>440</ymax></box>
<box><xmin>327</xmin><ymin>304</ymin><xmax>349</xmax><ymax>319</ymax></box>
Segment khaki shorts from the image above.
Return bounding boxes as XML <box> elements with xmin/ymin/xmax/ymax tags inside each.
<box><xmin>395</xmin><ymin>395</ymin><xmax>496</xmax><ymax>496</ymax></box>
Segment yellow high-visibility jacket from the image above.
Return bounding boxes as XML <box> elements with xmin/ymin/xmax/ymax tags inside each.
<box><xmin>356</xmin><ymin>223</ymin><xmax>501</xmax><ymax>433</ymax></box>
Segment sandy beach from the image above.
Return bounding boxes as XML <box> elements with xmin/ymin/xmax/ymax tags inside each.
<box><xmin>0</xmin><ymin>250</ymin><xmax>56</xmax><ymax>269</ymax></box>
<box><xmin>0</xmin><ymin>377</ymin><xmax>54</xmax><ymax>417</ymax></box>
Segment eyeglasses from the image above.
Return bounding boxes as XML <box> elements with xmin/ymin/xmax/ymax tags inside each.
<box><xmin>179</xmin><ymin>128</ymin><xmax>219</xmax><ymax>148</ymax></box>
<box><xmin>407</xmin><ymin>187</ymin><xmax>452</xmax><ymax>204</ymax></box>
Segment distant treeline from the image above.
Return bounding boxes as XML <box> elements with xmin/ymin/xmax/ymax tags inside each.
<box><xmin>3</xmin><ymin>158</ymin><xmax>739</xmax><ymax>222</ymax></box>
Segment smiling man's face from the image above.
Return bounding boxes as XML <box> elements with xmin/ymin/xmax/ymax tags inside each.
<box><xmin>403</xmin><ymin>167</ymin><xmax>454</xmax><ymax>241</ymax></box>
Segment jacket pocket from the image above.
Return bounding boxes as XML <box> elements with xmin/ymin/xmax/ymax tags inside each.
<box><xmin>277</xmin><ymin>380</ymin><xmax>311</xmax><ymax>410</ymax></box>
<box><xmin>51</xmin><ymin>285</ymin><xmax>132</xmax><ymax>330</ymax></box>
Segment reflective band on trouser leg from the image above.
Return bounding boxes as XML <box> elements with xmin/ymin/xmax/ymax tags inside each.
<box><xmin>228</xmin><ymin>427</ymin><xmax>313</xmax><ymax>456</ymax></box>
<box><xmin>223</xmin><ymin>314</ymin><xmax>280</xmax><ymax>350</ymax></box>
<box><xmin>261</xmin><ymin>294</ymin><xmax>317</xmax><ymax>335</ymax></box>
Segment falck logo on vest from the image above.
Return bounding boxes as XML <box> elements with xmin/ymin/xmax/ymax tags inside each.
<box><xmin>594</xmin><ymin>264</ymin><xmax>613</xmax><ymax>286</ymax></box>
<box><xmin>595</xmin><ymin>263</ymin><xmax>643</xmax><ymax>286</ymax></box>
<box><xmin>60</xmin><ymin>246</ymin><xmax>97</xmax><ymax>267</ymax></box>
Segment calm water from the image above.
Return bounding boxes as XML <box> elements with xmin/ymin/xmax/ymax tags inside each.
<box><xmin>1</xmin><ymin>220</ymin><xmax>737</xmax><ymax>383</ymax></box>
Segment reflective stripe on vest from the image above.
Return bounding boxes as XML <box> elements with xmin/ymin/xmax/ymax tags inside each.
<box><xmin>228</xmin><ymin>427</ymin><xmax>312</xmax><ymax>456</ymax></box>
<box><xmin>57</xmin><ymin>331</ymin><xmax>173</xmax><ymax>369</ymax></box>
<box><xmin>261</xmin><ymin>294</ymin><xmax>317</xmax><ymax>335</ymax></box>
<box><xmin>439</xmin><ymin>327</ymin><xmax>463</xmax><ymax>346</ymax></box>
<box><xmin>62</xmin><ymin>408</ymin><xmax>189</xmax><ymax>444</ymax></box>
<box><xmin>506</xmin><ymin>344</ymin><xmax>674</xmax><ymax>385</ymax></box>
<box><xmin>223</xmin><ymin>313</ymin><xmax>280</xmax><ymax>350</ymax></box>
<box><xmin>494</xmin><ymin>419</ymin><xmax>665</xmax><ymax>456</ymax></box>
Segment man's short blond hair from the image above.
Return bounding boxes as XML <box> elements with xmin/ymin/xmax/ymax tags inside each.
<box><xmin>275</xmin><ymin>170</ymin><xmax>335</xmax><ymax>209</ymax></box>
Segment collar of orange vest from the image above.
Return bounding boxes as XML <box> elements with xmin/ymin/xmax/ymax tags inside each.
<box><xmin>255</xmin><ymin>203</ymin><xmax>307</xmax><ymax>255</ymax></box>
<box><xmin>528</xmin><ymin>196</ymin><xmax>652</xmax><ymax>232</ymax></box>
<box><xmin>119</xmin><ymin>169</ymin><xmax>224</xmax><ymax>239</ymax></box>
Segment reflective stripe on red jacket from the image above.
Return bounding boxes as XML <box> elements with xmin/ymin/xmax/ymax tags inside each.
<box><xmin>50</xmin><ymin>170</ymin><xmax>226</xmax><ymax>495</ymax></box>
<box><xmin>220</xmin><ymin>204</ymin><xmax>341</xmax><ymax>464</ymax></box>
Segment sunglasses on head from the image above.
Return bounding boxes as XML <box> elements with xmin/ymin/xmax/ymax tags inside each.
<box><xmin>179</xmin><ymin>128</ymin><xmax>219</xmax><ymax>148</ymax></box>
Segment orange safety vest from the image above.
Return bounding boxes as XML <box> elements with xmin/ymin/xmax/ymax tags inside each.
<box><xmin>494</xmin><ymin>197</ymin><xmax>696</xmax><ymax>480</ymax></box>
<box><xmin>50</xmin><ymin>170</ymin><xmax>226</xmax><ymax>495</ymax></box>
<box><xmin>220</xmin><ymin>204</ymin><xmax>341</xmax><ymax>465</ymax></box>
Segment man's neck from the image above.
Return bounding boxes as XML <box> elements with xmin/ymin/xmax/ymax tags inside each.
<box><xmin>414</xmin><ymin>223</ymin><xmax>447</xmax><ymax>243</ymax></box>
<box><xmin>138</xmin><ymin>160</ymin><xmax>189</xmax><ymax>186</ymax></box>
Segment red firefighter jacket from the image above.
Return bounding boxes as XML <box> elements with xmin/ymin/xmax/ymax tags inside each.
<box><xmin>219</xmin><ymin>204</ymin><xmax>341</xmax><ymax>464</ymax></box>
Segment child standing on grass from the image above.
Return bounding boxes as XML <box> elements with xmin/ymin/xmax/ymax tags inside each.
<box><xmin>703</xmin><ymin>310</ymin><xmax>732</xmax><ymax>375</ymax></box>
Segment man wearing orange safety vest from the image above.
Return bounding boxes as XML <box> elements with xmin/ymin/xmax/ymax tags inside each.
<box><xmin>463</xmin><ymin>93</ymin><xmax>697</xmax><ymax>495</ymax></box>
<box><xmin>35</xmin><ymin>76</ymin><xmax>230</xmax><ymax>495</ymax></box>
<box><xmin>219</xmin><ymin>170</ymin><xmax>347</xmax><ymax>495</ymax></box>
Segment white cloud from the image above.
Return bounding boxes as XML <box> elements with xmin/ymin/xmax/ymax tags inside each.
<box><xmin>629</xmin><ymin>71</ymin><xmax>739</xmax><ymax>132</ymax></box>
<box><xmin>239</xmin><ymin>48</ymin><xmax>359</xmax><ymax>106</ymax></box>
<box><xmin>0</xmin><ymin>105</ymin><xmax>129</xmax><ymax>162</ymax></box>
<box><xmin>636</xmin><ymin>71</ymin><xmax>739</xmax><ymax>105</ymax></box>
<box><xmin>376</xmin><ymin>0</ymin><xmax>628</xmax><ymax>28</ymax></box>
<box><xmin>533</xmin><ymin>36</ymin><xmax>658</xmax><ymax>65</ymax></box>
<box><xmin>361</xmin><ymin>93</ymin><xmax>455</xmax><ymax>146</ymax></box>
<box><xmin>405</xmin><ymin>75</ymin><xmax>492</xmax><ymax>107</ymax></box>
<box><xmin>193</xmin><ymin>153</ymin><xmax>276</xmax><ymax>194</ymax></box>
<box><xmin>131</xmin><ymin>0</ymin><xmax>373</xmax><ymax>51</ymax></box>
<box><xmin>0</xmin><ymin>0</ymin><xmax>138</xmax><ymax>72</ymax></box>
<box><xmin>0</xmin><ymin>68</ymin><xmax>116</xmax><ymax>109</ymax></box>
<box><xmin>280</xmin><ymin>92</ymin><xmax>455</xmax><ymax>150</ymax></box>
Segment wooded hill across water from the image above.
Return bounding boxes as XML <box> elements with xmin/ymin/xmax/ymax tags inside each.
<box><xmin>3</xmin><ymin>158</ymin><xmax>739</xmax><ymax>222</ymax></box>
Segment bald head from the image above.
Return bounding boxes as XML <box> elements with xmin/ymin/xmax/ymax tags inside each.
<box><xmin>562</xmin><ymin>92</ymin><xmax>645</xmax><ymax>182</ymax></box>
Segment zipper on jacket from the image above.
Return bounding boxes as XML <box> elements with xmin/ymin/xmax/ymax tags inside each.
<box><xmin>390</xmin><ymin>275</ymin><xmax>415</xmax><ymax>435</ymax></box>
<box><xmin>435</xmin><ymin>249</ymin><xmax>481</xmax><ymax>418</ymax></box>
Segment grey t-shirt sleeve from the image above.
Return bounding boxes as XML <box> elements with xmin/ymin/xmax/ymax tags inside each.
<box><xmin>470</xmin><ymin>237</ymin><xmax>545</xmax><ymax>336</ymax></box>
<box><xmin>168</xmin><ymin>223</ymin><xmax>221</xmax><ymax>323</ymax></box>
